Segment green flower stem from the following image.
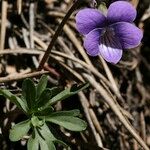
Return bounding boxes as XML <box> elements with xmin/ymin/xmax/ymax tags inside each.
<box><xmin>38</xmin><ymin>0</ymin><xmax>82</xmax><ymax>70</ymax></box>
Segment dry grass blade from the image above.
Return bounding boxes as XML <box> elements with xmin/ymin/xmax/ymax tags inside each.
<box><xmin>0</xmin><ymin>0</ymin><xmax>7</xmax><ymax>50</ymax></box>
<box><xmin>17</xmin><ymin>0</ymin><xmax>22</xmax><ymax>14</ymax></box>
<box><xmin>78</xmin><ymin>92</ymin><xmax>104</xmax><ymax>148</ymax></box>
<box><xmin>83</xmin><ymin>73</ymin><xmax>149</xmax><ymax>150</ymax></box>
<box><xmin>99</xmin><ymin>56</ymin><xmax>124</xmax><ymax>102</ymax></box>
<box><xmin>0</xmin><ymin>70</ymin><xmax>49</xmax><ymax>83</ymax></box>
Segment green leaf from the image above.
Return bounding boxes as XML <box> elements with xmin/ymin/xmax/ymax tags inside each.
<box><xmin>36</xmin><ymin>89</ymin><xmax>52</xmax><ymax>108</ymax></box>
<box><xmin>38</xmin><ymin>124</ymin><xmax>56</xmax><ymax>150</ymax></box>
<box><xmin>43</xmin><ymin>83</ymin><xmax>89</xmax><ymax>108</ymax></box>
<box><xmin>28</xmin><ymin>137</ymin><xmax>39</xmax><ymax>150</ymax></box>
<box><xmin>11</xmin><ymin>95</ymin><xmax>28</xmax><ymax>113</ymax></box>
<box><xmin>36</xmin><ymin>87</ymin><xmax>63</xmax><ymax>111</ymax></box>
<box><xmin>45</xmin><ymin>140</ymin><xmax>56</xmax><ymax>150</ymax></box>
<box><xmin>39</xmin><ymin>137</ymin><xmax>56</xmax><ymax>150</ymax></box>
<box><xmin>27</xmin><ymin>130</ymin><xmax>39</xmax><ymax>150</ymax></box>
<box><xmin>35</xmin><ymin>106</ymin><xmax>54</xmax><ymax>116</ymax></box>
<box><xmin>49</xmin><ymin>87</ymin><xmax>63</xmax><ymax>98</ymax></box>
<box><xmin>0</xmin><ymin>89</ymin><xmax>14</xmax><ymax>101</ymax></box>
<box><xmin>54</xmin><ymin>139</ymin><xmax>68</xmax><ymax>148</ymax></box>
<box><xmin>39</xmin><ymin>124</ymin><xmax>56</xmax><ymax>141</ymax></box>
<box><xmin>31</xmin><ymin>116</ymin><xmax>44</xmax><ymax>127</ymax></box>
<box><xmin>39</xmin><ymin>124</ymin><xmax>68</xmax><ymax>148</ymax></box>
<box><xmin>40</xmin><ymin>124</ymin><xmax>56</xmax><ymax>150</ymax></box>
<box><xmin>9</xmin><ymin>119</ymin><xmax>31</xmax><ymax>141</ymax></box>
<box><xmin>22</xmin><ymin>78</ymin><xmax>36</xmax><ymax>110</ymax></box>
<box><xmin>46</xmin><ymin>109</ymin><xmax>80</xmax><ymax>117</ymax></box>
<box><xmin>36</xmin><ymin>75</ymin><xmax>48</xmax><ymax>99</ymax></box>
<box><xmin>45</xmin><ymin>116</ymin><xmax>87</xmax><ymax>131</ymax></box>
<box><xmin>0</xmin><ymin>89</ymin><xmax>28</xmax><ymax>113</ymax></box>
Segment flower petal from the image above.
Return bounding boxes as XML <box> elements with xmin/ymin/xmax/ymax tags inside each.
<box><xmin>111</xmin><ymin>22</ymin><xmax>143</xmax><ymax>49</ymax></box>
<box><xmin>99</xmin><ymin>32</ymin><xmax>123</xmax><ymax>64</ymax></box>
<box><xmin>83</xmin><ymin>29</ymin><xmax>102</xmax><ymax>56</ymax></box>
<box><xmin>76</xmin><ymin>8</ymin><xmax>106</xmax><ymax>35</ymax></box>
<box><xmin>107</xmin><ymin>1</ymin><xmax>136</xmax><ymax>24</ymax></box>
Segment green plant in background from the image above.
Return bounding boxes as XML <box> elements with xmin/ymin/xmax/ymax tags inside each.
<box><xmin>0</xmin><ymin>75</ymin><xmax>88</xmax><ymax>150</ymax></box>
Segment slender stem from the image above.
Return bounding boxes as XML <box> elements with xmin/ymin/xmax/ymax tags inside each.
<box><xmin>38</xmin><ymin>0</ymin><xmax>81</xmax><ymax>70</ymax></box>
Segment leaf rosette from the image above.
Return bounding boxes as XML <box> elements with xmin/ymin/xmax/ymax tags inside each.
<box><xmin>0</xmin><ymin>75</ymin><xmax>88</xmax><ymax>150</ymax></box>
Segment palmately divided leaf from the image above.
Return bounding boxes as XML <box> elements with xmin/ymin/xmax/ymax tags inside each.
<box><xmin>11</xmin><ymin>95</ymin><xmax>29</xmax><ymax>113</ymax></box>
<box><xmin>46</xmin><ymin>109</ymin><xmax>80</xmax><ymax>117</ymax></box>
<box><xmin>36</xmin><ymin>89</ymin><xmax>52</xmax><ymax>108</ymax></box>
<box><xmin>35</xmin><ymin>106</ymin><xmax>54</xmax><ymax>116</ymax></box>
<box><xmin>45</xmin><ymin>140</ymin><xmax>56</xmax><ymax>150</ymax></box>
<box><xmin>37</xmin><ymin>124</ymin><xmax>56</xmax><ymax>150</ymax></box>
<box><xmin>27</xmin><ymin>133</ymin><xmax>39</xmax><ymax>150</ymax></box>
<box><xmin>31</xmin><ymin>116</ymin><xmax>44</xmax><ymax>127</ymax></box>
<box><xmin>70</xmin><ymin>83</ymin><xmax>89</xmax><ymax>93</ymax></box>
<box><xmin>39</xmin><ymin>124</ymin><xmax>68</xmax><ymax>149</ymax></box>
<box><xmin>39</xmin><ymin>137</ymin><xmax>56</xmax><ymax>150</ymax></box>
<box><xmin>0</xmin><ymin>89</ymin><xmax>28</xmax><ymax>113</ymax></box>
<box><xmin>22</xmin><ymin>79</ymin><xmax>36</xmax><ymax>110</ymax></box>
<box><xmin>48</xmin><ymin>87</ymin><xmax>63</xmax><ymax>98</ymax></box>
<box><xmin>39</xmin><ymin>124</ymin><xmax>56</xmax><ymax>141</ymax></box>
<box><xmin>9</xmin><ymin>119</ymin><xmax>31</xmax><ymax>141</ymax></box>
<box><xmin>45</xmin><ymin>116</ymin><xmax>87</xmax><ymax>131</ymax></box>
<box><xmin>36</xmin><ymin>75</ymin><xmax>48</xmax><ymax>99</ymax></box>
<box><xmin>54</xmin><ymin>139</ymin><xmax>68</xmax><ymax>149</ymax></box>
<box><xmin>0</xmin><ymin>89</ymin><xmax>14</xmax><ymax>100</ymax></box>
<box><xmin>42</xmin><ymin>83</ymin><xmax>89</xmax><ymax>108</ymax></box>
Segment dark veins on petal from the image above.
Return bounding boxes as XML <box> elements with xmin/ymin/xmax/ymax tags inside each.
<box><xmin>101</xmin><ymin>27</ymin><xmax>122</xmax><ymax>49</ymax></box>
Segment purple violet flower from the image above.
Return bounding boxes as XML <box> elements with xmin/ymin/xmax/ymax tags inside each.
<box><xmin>75</xmin><ymin>1</ymin><xmax>143</xmax><ymax>63</ymax></box>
